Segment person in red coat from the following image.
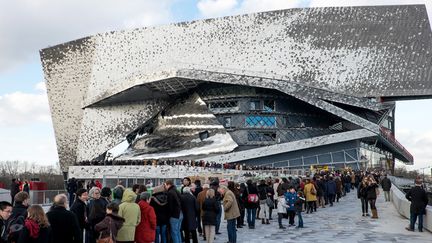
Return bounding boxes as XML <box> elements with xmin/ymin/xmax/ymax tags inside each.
<box><xmin>135</xmin><ymin>192</ymin><xmax>157</xmax><ymax>243</ymax></box>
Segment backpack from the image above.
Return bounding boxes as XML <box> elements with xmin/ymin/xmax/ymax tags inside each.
<box><xmin>7</xmin><ymin>214</ymin><xmax>25</xmax><ymax>243</ymax></box>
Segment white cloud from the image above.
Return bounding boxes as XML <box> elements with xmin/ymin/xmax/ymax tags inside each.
<box><xmin>396</xmin><ymin>128</ymin><xmax>432</xmax><ymax>171</ymax></box>
<box><xmin>0</xmin><ymin>0</ymin><xmax>174</xmax><ymax>72</ymax></box>
<box><xmin>197</xmin><ymin>0</ymin><xmax>239</xmax><ymax>18</ymax></box>
<box><xmin>0</xmin><ymin>88</ymin><xmax>50</xmax><ymax>126</ymax></box>
<box><xmin>34</xmin><ymin>82</ymin><xmax>47</xmax><ymax>92</ymax></box>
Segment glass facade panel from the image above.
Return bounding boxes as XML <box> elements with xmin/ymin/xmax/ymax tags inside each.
<box><xmin>245</xmin><ymin>116</ymin><xmax>276</xmax><ymax>127</ymax></box>
<box><xmin>249</xmin><ymin>100</ymin><xmax>261</xmax><ymax>110</ymax></box>
<box><xmin>263</xmin><ymin>100</ymin><xmax>275</xmax><ymax>112</ymax></box>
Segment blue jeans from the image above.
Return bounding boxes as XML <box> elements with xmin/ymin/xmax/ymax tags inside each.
<box><xmin>297</xmin><ymin>211</ymin><xmax>303</xmax><ymax>228</ymax></box>
<box><xmin>410</xmin><ymin>213</ymin><xmax>424</xmax><ymax>231</ymax></box>
<box><xmin>246</xmin><ymin>208</ymin><xmax>257</xmax><ymax>227</ymax></box>
<box><xmin>169</xmin><ymin>213</ymin><xmax>183</xmax><ymax>243</ymax></box>
<box><xmin>227</xmin><ymin>219</ymin><xmax>237</xmax><ymax>243</ymax></box>
<box><xmin>215</xmin><ymin>203</ymin><xmax>222</xmax><ymax>233</ymax></box>
<box><xmin>155</xmin><ymin>225</ymin><xmax>167</xmax><ymax>243</ymax></box>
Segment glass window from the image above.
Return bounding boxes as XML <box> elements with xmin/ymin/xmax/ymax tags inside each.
<box><xmin>245</xmin><ymin>116</ymin><xmax>276</xmax><ymax>128</ymax></box>
<box><xmin>248</xmin><ymin>131</ymin><xmax>276</xmax><ymax>141</ymax></box>
<box><xmin>249</xmin><ymin>100</ymin><xmax>261</xmax><ymax>110</ymax></box>
<box><xmin>209</xmin><ymin>101</ymin><xmax>238</xmax><ymax>109</ymax></box>
<box><xmin>223</xmin><ymin>117</ymin><xmax>232</xmax><ymax>128</ymax></box>
<box><xmin>263</xmin><ymin>100</ymin><xmax>275</xmax><ymax>112</ymax></box>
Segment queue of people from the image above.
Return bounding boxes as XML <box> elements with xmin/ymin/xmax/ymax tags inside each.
<box><xmin>1</xmin><ymin>169</ymin><xmax>430</xmax><ymax>243</ymax></box>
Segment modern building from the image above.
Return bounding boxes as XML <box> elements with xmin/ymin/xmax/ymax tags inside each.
<box><xmin>40</xmin><ymin>4</ymin><xmax>432</xmax><ymax>174</ymax></box>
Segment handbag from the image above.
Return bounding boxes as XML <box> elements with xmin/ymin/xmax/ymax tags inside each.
<box><xmin>264</xmin><ymin>188</ymin><xmax>274</xmax><ymax>208</ymax></box>
<box><xmin>96</xmin><ymin>218</ymin><xmax>114</xmax><ymax>243</ymax></box>
<box><xmin>246</xmin><ymin>186</ymin><xmax>259</xmax><ymax>203</ymax></box>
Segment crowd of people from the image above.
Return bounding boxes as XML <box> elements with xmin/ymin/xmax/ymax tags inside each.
<box><xmin>0</xmin><ymin>169</ymin><xmax>429</xmax><ymax>243</ymax></box>
<box><xmin>75</xmin><ymin>159</ymin><xmax>277</xmax><ymax>171</ymax></box>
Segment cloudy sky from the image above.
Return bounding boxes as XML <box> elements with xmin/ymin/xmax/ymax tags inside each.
<box><xmin>0</xmin><ymin>0</ymin><xmax>431</xmax><ymax>172</ymax></box>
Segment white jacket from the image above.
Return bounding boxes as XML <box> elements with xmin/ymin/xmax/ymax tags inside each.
<box><xmin>277</xmin><ymin>197</ymin><xmax>289</xmax><ymax>213</ymax></box>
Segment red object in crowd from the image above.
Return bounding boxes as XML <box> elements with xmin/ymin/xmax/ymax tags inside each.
<box><xmin>0</xmin><ymin>182</ymin><xmax>5</xmax><ymax>189</ymax></box>
<box><xmin>30</xmin><ymin>182</ymin><xmax>48</xmax><ymax>191</ymax></box>
<box><xmin>95</xmin><ymin>180</ymin><xmax>102</xmax><ymax>189</ymax></box>
<box><xmin>135</xmin><ymin>200</ymin><xmax>157</xmax><ymax>243</ymax></box>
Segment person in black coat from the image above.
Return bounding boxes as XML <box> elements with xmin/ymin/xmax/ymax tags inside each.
<box><xmin>67</xmin><ymin>178</ymin><xmax>78</xmax><ymax>206</ymax></box>
<box><xmin>8</xmin><ymin>192</ymin><xmax>30</xmax><ymax>242</ymax></box>
<box><xmin>357</xmin><ymin>178</ymin><xmax>369</xmax><ymax>216</ymax></box>
<box><xmin>380</xmin><ymin>175</ymin><xmax>392</xmax><ymax>202</ymax></box>
<box><xmin>180</xmin><ymin>187</ymin><xmax>199</xmax><ymax>243</ymax></box>
<box><xmin>46</xmin><ymin>194</ymin><xmax>81</xmax><ymax>243</ymax></box>
<box><xmin>87</xmin><ymin>187</ymin><xmax>107</xmax><ymax>243</ymax></box>
<box><xmin>202</xmin><ymin>189</ymin><xmax>220</xmax><ymax>243</ymax></box>
<box><xmin>10</xmin><ymin>179</ymin><xmax>20</xmax><ymax>206</ymax></box>
<box><xmin>164</xmin><ymin>180</ymin><xmax>182</xmax><ymax>243</ymax></box>
<box><xmin>242</xmin><ymin>180</ymin><xmax>259</xmax><ymax>229</ymax></box>
<box><xmin>405</xmin><ymin>179</ymin><xmax>429</xmax><ymax>232</ymax></box>
<box><xmin>69</xmin><ymin>188</ymin><xmax>88</xmax><ymax>235</ymax></box>
<box><xmin>150</xmin><ymin>185</ymin><xmax>170</xmax><ymax>243</ymax></box>
<box><xmin>327</xmin><ymin>177</ymin><xmax>337</xmax><ymax>206</ymax></box>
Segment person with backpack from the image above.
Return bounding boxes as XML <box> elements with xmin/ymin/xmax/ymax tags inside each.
<box><xmin>95</xmin><ymin>202</ymin><xmax>125</xmax><ymax>243</ymax></box>
<box><xmin>242</xmin><ymin>180</ymin><xmax>259</xmax><ymax>229</ymax></box>
<box><xmin>7</xmin><ymin>192</ymin><xmax>30</xmax><ymax>243</ymax></box>
<box><xmin>0</xmin><ymin>201</ymin><xmax>13</xmax><ymax>243</ymax></box>
<box><xmin>17</xmin><ymin>205</ymin><xmax>51</xmax><ymax>243</ymax></box>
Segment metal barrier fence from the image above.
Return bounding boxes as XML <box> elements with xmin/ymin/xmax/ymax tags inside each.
<box><xmin>30</xmin><ymin>190</ymin><xmax>67</xmax><ymax>205</ymax></box>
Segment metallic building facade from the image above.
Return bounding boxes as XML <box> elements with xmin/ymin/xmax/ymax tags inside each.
<box><xmin>40</xmin><ymin>5</ymin><xmax>432</xmax><ymax>171</ymax></box>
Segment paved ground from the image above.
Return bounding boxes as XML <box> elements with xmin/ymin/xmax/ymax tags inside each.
<box><xmin>212</xmin><ymin>190</ymin><xmax>431</xmax><ymax>243</ymax></box>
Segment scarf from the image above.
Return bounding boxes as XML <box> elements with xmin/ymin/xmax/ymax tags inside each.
<box><xmin>24</xmin><ymin>219</ymin><xmax>40</xmax><ymax>239</ymax></box>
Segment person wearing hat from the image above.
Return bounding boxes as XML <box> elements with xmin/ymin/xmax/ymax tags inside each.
<box><xmin>135</xmin><ymin>192</ymin><xmax>156</xmax><ymax>243</ymax></box>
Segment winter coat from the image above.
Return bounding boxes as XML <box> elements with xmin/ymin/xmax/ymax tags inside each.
<box><xmin>366</xmin><ymin>184</ymin><xmax>378</xmax><ymax>200</ymax></box>
<box><xmin>257</xmin><ymin>184</ymin><xmax>270</xmax><ymax>200</ymax></box>
<box><xmin>117</xmin><ymin>189</ymin><xmax>141</xmax><ymax>242</ymax></box>
<box><xmin>166</xmin><ymin>186</ymin><xmax>182</xmax><ymax>219</ymax></box>
<box><xmin>202</xmin><ymin>198</ymin><xmax>220</xmax><ymax>226</ymax></box>
<box><xmin>67</xmin><ymin>179</ymin><xmax>78</xmax><ymax>194</ymax></box>
<box><xmin>1</xmin><ymin>218</ymin><xmax>7</xmax><ymax>243</ymax></box>
<box><xmin>17</xmin><ymin>220</ymin><xmax>52</xmax><ymax>243</ymax></box>
<box><xmin>327</xmin><ymin>180</ymin><xmax>337</xmax><ymax>195</ymax></box>
<box><xmin>135</xmin><ymin>200</ymin><xmax>157</xmax><ymax>243</ymax></box>
<box><xmin>87</xmin><ymin>198</ymin><xmax>108</xmax><ymax>228</ymax></box>
<box><xmin>303</xmin><ymin>183</ymin><xmax>317</xmax><ymax>202</ymax></box>
<box><xmin>197</xmin><ymin>188</ymin><xmax>209</xmax><ymax>217</ymax></box>
<box><xmin>381</xmin><ymin>177</ymin><xmax>392</xmax><ymax>191</ymax></box>
<box><xmin>276</xmin><ymin>197</ymin><xmax>288</xmax><ymax>214</ymax></box>
<box><xmin>95</xmin><ymin>213</ymin><xmax>125</xmax><ymax>242</ymax></box>
<box><xmin>70</xmin><ymin>198</ymin><xmax>87</xmax><ymax>230</ymax></box>
<box><xmin>242</xmin><ymin>183</ymin><xmax>259</xmax><ymax>209</ymax></box>
<box><xmin>294</xmin><ymin>196</ymin><xmax>305</xmax><ymax>212</ymax></box>
<box><xmin>223</xmin><ymin>190</ymin><xmax>241</xmax><ymax>220</ymax></box>
<box><xmin>316</xmin><ymin>180</ymin><xmax>325</xmax><ymax>197</ymax></box>
<box><xmin>180</xmin><ymin>193</ymin><xmax>199</xmax><ymax>231</ymax></box>
<box><xmin>193</xmin><ymin>186</ymin><xmax>203</xmax><ymax>198</ymax></box>
<box><xmin>284</xmin><ymin>192</ymin><xmax>298</xmax><ymax>211</ymax></box>
<box><xmin>406</xmin><ymin>186</ymin><xmax>429</xmax><ymax>215</ymax></box>
<box><xmin>46</xmin><ymin>206</ymin><xmax>81</xmax><ymax>243</ymax></box>
<box><xmin>150</xmin><ymin>192</ymin><xmax>170</xmax><ymax>226</ymax></box>
<box><xmin>10</xmin><ymin>182</ymin><xmax>20</xmax><ymax>196</ymax></box>
<box><xmin>335</xmin><ymin>178</ymin><xmax>343</xmax><ymax>193</ymax></box>
<box><xmin>357</xmin><ymin>183</ymin><xmax>368</xmax><ymax>199</ymax></box>
<box><xmin>11</xmin><ymin>203</ymin><xmax>28</xmax><ymax>221</ymax></box>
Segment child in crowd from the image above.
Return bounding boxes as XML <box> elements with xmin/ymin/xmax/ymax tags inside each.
<box><xmin>285</xmin><ymin>187</ymin><xmax>298</xmax><ymax>227</ymax></box>
<box><xmin>277</xmin><ymin>194</ymin><xmax>289</xmax><ymax>229</ymax></box>
<box><xmin>295</xmin><ymin>191</ymin><xmax>305</xmax><ymax>228</ymax></box>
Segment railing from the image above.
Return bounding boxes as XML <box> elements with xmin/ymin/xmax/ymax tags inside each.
<box><xmin>379</xmin><ymin>126</ymin><xmax>413</xmax><ymax>162</ymax></box>
<box><xmin>30</xmin><ymin>190</ymin><xmax>67</xmax><ymax>205</ymax></box>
